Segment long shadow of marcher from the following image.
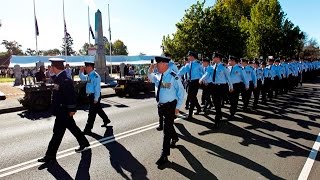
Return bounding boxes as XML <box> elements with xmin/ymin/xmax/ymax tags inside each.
<box><xmin>75</xmin><ymin>149</ymin><xmax>92</xmax><ymax>180</ymax></box>
<box><xmin>38</xmin><ymin>161</ymin><xmax>73</xmax><ymax>180</ymax></box>
<box><xmin>89</xmin><ymin>127</ymin><xmax>149</xmax><ymax>180</ymax></box>
<box><xmin>174</xmin><ymin>123</ymin><xmax>284</xmax><ymax>180</ymax></box>
<box><xmin>38</xmin><ymin>149</ymin><xmax>92</xmax><ymax>180</ymax></box>
<box><xmin>165</xmin><ymin>145</ymin><xmax>217</xmax><ymax>180</ymax></box>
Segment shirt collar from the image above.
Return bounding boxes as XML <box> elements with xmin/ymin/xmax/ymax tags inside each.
<box><xmin>163</xmin><ymin>68</ymin><xmax>171</xmax><ymax>76</ymax></box>
<box><xmin>55</xmin><ymin>70</ymin><xmax>64</xmax><ymax>77</ymax></box>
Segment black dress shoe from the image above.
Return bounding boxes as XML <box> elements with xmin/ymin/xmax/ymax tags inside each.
<box><xmin>75</xmin><ymin>144</ymin><xmax>90</xmax><ymax>153</ymax></box>
<box><xmin>187</xmin><ymin>115</ymin><xmax>193</xmax><ymax>119</ymax></box>
<box><xmin>37</xmin><ymin>157</ymin><xmax>56</xmax><ymax>163</ymax></box>
<box><xmin>156</xmin><ymin>156</ymin><xmax>169</xmax><ymax>166</ymax></box>
<box><xmin>156</xmin><ymin>126</ymin><xmax>163</xmax><ymax>131</ymax></box>
<box><xmin>101</xmin><ymin>119</ymin><xmax>111</xmax><ymax>127</ymax></box>
<box><xmin>170</xmin><ymin>138</ymin><xmax>179</xmax><ymax>148</ymax></box>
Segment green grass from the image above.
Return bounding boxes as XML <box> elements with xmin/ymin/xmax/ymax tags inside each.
<box><xmin>0</xmin><ymin>77</ymin><xmax>15</xmax><ymax>83</ymax></box>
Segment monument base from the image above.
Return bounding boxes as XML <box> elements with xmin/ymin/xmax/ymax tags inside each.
<box><xmin>95</xmin><ymin>67</ymin><xmax>112</xmax><ymax>83</ymax></box>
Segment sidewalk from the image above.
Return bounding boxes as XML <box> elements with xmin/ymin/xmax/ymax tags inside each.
<box><xmin>0</xmin><ymin>83</ymin><xmax>116</xmax><ymax>114</ymax></box>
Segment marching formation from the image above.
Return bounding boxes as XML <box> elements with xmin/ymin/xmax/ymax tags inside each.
<box><xmin>148</xmin><ymin>51</ymin><xmax>320</xmax><ymax>166</ymax></box>
<box><xmin>36</xmin><ymin>53</ymin><xmax>320</xmax><ymax>168</ymax></box>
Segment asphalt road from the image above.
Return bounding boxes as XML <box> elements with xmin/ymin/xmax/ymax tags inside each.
<box><xmin>0</xmin><ymin>82</ymin><xmax>320</xmax><ymax>180</ymax></box>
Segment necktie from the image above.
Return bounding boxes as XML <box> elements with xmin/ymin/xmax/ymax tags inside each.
<box><xmin>156</xmin><ymin>74</ymin><xmax>163</xmax><ymax>102</ymax></box>
<box><xmin>230</xmin><ymin>66</ymin><xmax>234</xmax><ymax>74</ymax></box>
<box><xmin>212</xmin><ymin>64</ymin><xmax>217</xmax><ymax>83</ymax></box>
<box><xmin>189</xmin><ymin>62</ymin><xmax>193</xmax><ymax>80</ymax></box>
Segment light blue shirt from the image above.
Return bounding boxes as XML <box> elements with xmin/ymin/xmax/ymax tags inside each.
<box><xmin>65</xmin><ymin>68</ymin><xmax>72</xmax><ymax>79</ymax></box>
<box><xmin>243</xmin><ymin>65</ymin><xmax>257</xmax><ymax>87</ymax></box>
<box><xmin>267</xmin><ymin>65</ymin><xmax>277</xmax><ymax>79</ymax></box>
<box><xmin>212</xmin><ymin>63</ymin><xmax>233</xmax><ymax>90</ymax></box>
<box><xmin>255</xmin><ymin>67</ymin><xmax>264</xmax><ymax>81</ymax></box>
<box><xmin>229</xmin><ymin>64</ymin><xmax>249</xmax><ymax>89</ymax></box>
<box><xmin>178</xmin><ymin>60</ymin><xmax>204</xmax><ymax>80</ymax></box>
<box><xmin>169</xmin><ymin>60</ymin><xmax>179</xmax><ymax>73</ymax></box>
<box><xmin>148</xmin><ymin>69</ymin><xmax>185</xmax><ymax>109</ymax></box>
<box><xmin>199</xmin><ymin>65</ymin><xmax>213</xmax><ymax>84</ymax></box>
<box><xmin>79</xmin><ymin>70</ymin><xmax>101</xmax><ymax>101</ymax></box>
<box><xmin>274</xmin><ymin>65</ymin><xmax>282</xmax><ymax>79</ymax></box>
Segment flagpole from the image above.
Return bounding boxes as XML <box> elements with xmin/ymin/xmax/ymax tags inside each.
<box><xmin>33</xmin><ymin>0</ymin><xmax>38</xmax><ymax>55</ymax></box>
<box><xmin>63</xmin><ymin>0</ymin><xmax>67</xmax><ymax>56</ymax></box>
<box><xmin>108</xmin><ymin>3</ymin><xmax>112</xmax><ymax>75</ymax></box>
<box><xmin>88</xmin><ymin>6</ymin><xmax>91</xmax><ymax>45</ymax></box>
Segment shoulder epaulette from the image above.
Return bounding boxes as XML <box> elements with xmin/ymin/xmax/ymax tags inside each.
<box><xmin>94</xmin><ymin>72</ymin><xmax>99</xmax><ymax>78</ymax></box>
<box><xmin>170</xmin><ymin>71</ymin><xmax>179</xmax><ymax>80</ymax></box>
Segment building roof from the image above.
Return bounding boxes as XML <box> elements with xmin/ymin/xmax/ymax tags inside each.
<box><xmin>9</xmin><ymin>55</ymin><xmax>156</xmax><ymax>67</ymax></box>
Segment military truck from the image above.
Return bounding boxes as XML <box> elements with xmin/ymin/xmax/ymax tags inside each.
<box><xmin>114</xmin><ymin>76</ymin><xmax>154</xmax><ymax>97</ymax></box>
<box><xmin>19</xmin><ymin>81</ymin><xmax>88</xmax><ymax>112</ymax></box>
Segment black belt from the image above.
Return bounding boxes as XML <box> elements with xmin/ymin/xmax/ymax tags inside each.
<box><xmin>158</xmin><ymin>99</ymin><xmax>177</xmax><ymax>108</ymax></box>
<box><xmin>212</xmin><ymin>83</ymin><xmax>226</xmax><ymax>86</ymax></box>
<box><xmin>87</xmin><ymin>93</ymin><xmax>94</xmax><ymax>96</ymax></box>
<box><xmin>190</xmin><ymin>79</ymin><xmax>199</xmax><ymax>82</ymax></box>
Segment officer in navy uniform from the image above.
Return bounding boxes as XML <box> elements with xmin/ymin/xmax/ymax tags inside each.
<box><xmin>38</xmin><ymin>58</ymin><xmax>90</xmax><ymax>163</ymax></box>
<box><xmin>241</xmin><ymin>59</ymin><xmax>257</xmax><ymax>111</ymax></box>
<box><xmin>178</xmin><ymin>51</ymin><xmax>203</xmax><ymax>119</ymax></box>
<box><xmin>148</xmin><ymin>56</ymin><xmax>185</xmax><ymax>166</ymax></box>
<box><xmin>79</xmin><ymin>62</ymin><xmax>111</xmax><ymax>134</ymax></box>
<box><xmin>228</xmin><ymin>56</ymin><xmax>249</xmax><ymax>120</ymax></box>
<box><xmin>211</xmin><ymin>52</ymin><xmax>233</xmax><ymax>128</ymax></box>
<box><xmin>199</xmin><ymin>57</ymin><xmax>213</xmax><ymax>110</ymax></box>
<box><xmin>253</xmin><ymin>60</ymin><xmax>264</xmax><ymax>108</ymax></box>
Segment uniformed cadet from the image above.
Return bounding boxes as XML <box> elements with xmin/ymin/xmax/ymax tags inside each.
<box><xmin>267</xmin><ymin>58</ymin><xmax>277</xmax><ymax>101</ymax></box>
<box><xmin>228</xmin><ymin>56</ymin><xmax>248</xmax><ymax>120</ymax></box>
<box><xmin>148</xmin><ymin>56</ymin><xmax>185</xmax><ymax>166</ymax></box>
<box><xmin>241</xmin><ymin>59</ymin><xmax>257</xmax><ymax>111</ymax></box>
<box><xmin>273</xmin><ymin>59</ymin><xmax>283</xmax><ymax>98</ymax></box>
<box><xmin>38</xmin><ymin>58</ymin><xmax>90</xmax><ymax>163</ymax></box>
<box><xmin>221</xmin><ymin>58</ymin><xmax>231</xmax><ymax>107</ymax></box>
<box><xmin>211</xmin><ymin>52</ymin><xmax>233</xmax><ymax>128</ymax></box>
<box><xmin>156</xmin><ymin>53</ymin><xmax>179</xmax><ymax>131</ymax></box>
<box><xmin>261</xmin><ymin>61</ymin><xmax>270</xmax><ymax>104</ymax></box>
<box><xmin>178</xmin><ymin>51</ymin><xmax>203</xmax><ymax>118</ymax></box>
<box><xmin>199</xmin><ymin>58</ymin><xmax>213</xmax><ymax>110</ymax></box>
<box><xmin>79</xmin><ymin>62</ymin><xmax>111</xmax><ymax>134</ymax></box>
<box><xmin>181</xmin><ymin>57</ymin><xmax>191</xmax><ymax>109</ymax></box>
<box><xmin>253</xmin><ymin>60</ymin><xmax>264</xmax><ymax>108</ymax></box>
<box><xmin>280</xmin><ymin>58</ymin><xmax>289</xmax><ymax>94</ymax></box>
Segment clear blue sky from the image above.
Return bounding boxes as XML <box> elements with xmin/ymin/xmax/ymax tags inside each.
<box><xmin>0</xmin><ymin>0</ymin><xmax>319</xmax><ymax>55</ymax></box>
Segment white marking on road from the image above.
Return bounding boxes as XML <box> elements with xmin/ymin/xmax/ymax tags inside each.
<box><xmin>0</xmin><ymin>116</ymin><xmax>185</xmax><ymax>178</ymax></box>
<box><xmin>298</xmin><ymin>132</ymin><xmax>320</xmax><ymax>180</ymax></box>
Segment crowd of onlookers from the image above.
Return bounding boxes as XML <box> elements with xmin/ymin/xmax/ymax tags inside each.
<box><xmin>0</xmin><ymin>68</ymin><xmax>14</xmax><ymax>78</ymax></box>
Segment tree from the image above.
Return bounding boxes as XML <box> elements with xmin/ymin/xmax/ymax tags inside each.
<box><xmin>105</xmin><ymin>39</ymin><xmax>129</xmax><ymax>55</ymax></box>
<box><xmin>243</xmin><ymin>0</ymin><xmax>284</xmax><ymax>58</ymax></box>
<box><xmin>61</xmin><ymin>33</ymin><xmax>75</xmax><ymax>56</ymax></box>
<box><xmin>42</xmin><ymin>49</ymin><xmax>61</xmax><ymax>56</ymax></box>
<box><xmin>1</xmin><ymin>40</ymin><xmax>24</xmax><ymax>55</ymax></box>
<box><xmin>303</xmin><ymin>38</ymin><xmax>320</xmax><ymax>59</ymax></box>
<box><xmin>112</xmin><ymin>40</ymin><xmax>128</xmax><ymax>55</ymax></box>
<box><xmin>25</xmin><ymin>48</ymin><xmax>37</xmax><ymax>56</ymax></box>
<box><xmin>79</xmin><ymin>43</ymin><xmax>94</xmax><ymax>55</ymax></box>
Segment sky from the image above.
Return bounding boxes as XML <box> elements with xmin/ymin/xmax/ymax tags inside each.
<box><xmin>0</xmin><ymin>0</ymin><xmax>319</xmax><ymax>55</ymax></box>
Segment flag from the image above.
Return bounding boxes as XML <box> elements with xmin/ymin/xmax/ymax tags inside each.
<box><xmin>89</xmin><ymin>25</ymin><xmax>95</xmax><ymax>39</ymax></box>
<box><xmin>34</xmin><ymin>16</ymin><xmax>39</xmax><ymax>36</ymax></box>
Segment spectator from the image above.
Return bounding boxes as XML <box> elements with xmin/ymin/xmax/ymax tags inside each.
<box><xmin>35</xmin><ymin>65</ymin><xmax>46</xmax><ymax>82</ymax></box>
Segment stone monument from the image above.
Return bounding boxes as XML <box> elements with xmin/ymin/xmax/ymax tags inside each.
<box><xmin>13</xmin><ymin>65</ymin><xmax>22</xmax><ymax>86</ymax></box>
<box><xmin>95</xmin><ymin>9</ymin><xmax>110</xmax><ymax>82</ymax></box>
<box><xmin>119</xmin><ymin>63</ymin><xmax>125</xmax><ymax>78</ymax></box>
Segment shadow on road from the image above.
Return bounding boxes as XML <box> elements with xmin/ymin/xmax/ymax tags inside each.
<box><xmin>89</xmin><ymin>127</ymin><xmax>149</xmax><ymax>180</ymax></box>
<box><xmin>38</xmin><ymin>149</ymin><xmax>92</xmax><ymax>180</ymax></box>
<box><xmin>175</xmin><ymin>123</ymin><xmax>284</xmax><ymax>180</ymax></box>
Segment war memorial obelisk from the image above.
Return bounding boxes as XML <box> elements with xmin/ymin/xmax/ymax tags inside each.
<box><xmin>95</xmin><ymin>9</ymin><xmax>110</xmax><ymax>82</ymax></box>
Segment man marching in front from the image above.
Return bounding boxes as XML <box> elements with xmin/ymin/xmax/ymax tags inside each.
<box><xmin>148</xmin><ymin>56</ymin><xmax>184</xmax><ymax>166</ymax></box>
<box><xmin>80</xmin><ymin>62</ymin><xmax>111</xmax><ymax>134</ymax></box>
